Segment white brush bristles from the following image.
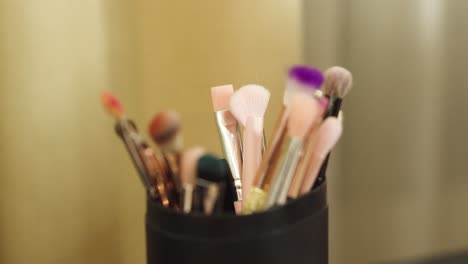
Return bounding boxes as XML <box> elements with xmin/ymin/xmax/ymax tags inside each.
<box><xmin>323</xmin><ymin>66</ymin><xmax>353</xmax><ymax>98</ymax></box>
<box><xmin>211</xmin><ymin>85</ymin><xmax>234</xmax><ymax>111</ymax></box>
<box><xmin>287</xmin><ymin>95</ymin><xmax>320</xmax><ymax>139</ymax></box>
<box><xmin>229</xmin><ymin>84</ymin><xmax>271</xmax><ymax>129</ymax></box>
<box><xmin>180</xmin><ymin>147</ymin><xmax>206</xmax><ymax>186</ymax></box>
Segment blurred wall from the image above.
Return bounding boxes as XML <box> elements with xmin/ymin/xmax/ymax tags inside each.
<box><xmin>305</xmin><ymin>0</ymin><xmax>468</xmax><ymax>263</ymax></box>
<box><xmin>0</xmin><ymin>0</ymin><xmax>303</xmax><ymax>263</ymax></box>
<box><xmin>0</xmin><ymin>1</ymin><xmax>128</xmax><ymax>264</ymax></box>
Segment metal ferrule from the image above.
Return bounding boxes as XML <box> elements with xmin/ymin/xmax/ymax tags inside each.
<box><xmin>265</xmin><ymin>137</ymin><xmax>303</xmax><ymax>208</ymax></box>
<box><xmin>242</xmin><ymin>187</ymin><xmax>267</xmax><ymax>214</ymax></box>
<box><xmin>276</xmin><ymin>139</ymin><xmax>304</xmax><ymax>205</ymax></box>
<box><xmin>215</xmin><ymin>110</ymin><xmax>243</xmax><ymax>201</ymax></box>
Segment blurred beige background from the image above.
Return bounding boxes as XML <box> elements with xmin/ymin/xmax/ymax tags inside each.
<box><xmin>0</xmin><ymin>0</ymin><xmax>467</xmax><ymax>264</ymax></box>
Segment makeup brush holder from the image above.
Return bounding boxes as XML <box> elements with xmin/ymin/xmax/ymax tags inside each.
<box><xmin>146</xmin><ymin>181</ymin><xmax>328</xmax><ymax>264</ymax></box>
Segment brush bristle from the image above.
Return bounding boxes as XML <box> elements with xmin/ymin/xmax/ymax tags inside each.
<box><xmin>287</xmin><ymin>94</ymin><xmax>321</xmax><ymax>139</ymax></box>
<box><xmin>323</xmin><ymin>66</ymin><xmax>353</xmax><ymax>98</ymax></box>
<box><xmin>284</xmin><ymin>66</ymin><xmax>324</xmax><ymax>105</ymax></box>
<box><xmin>197</xmin><ymin>154</ymin><xmax>224</xmax><ymax>183</ymax></box>
<box><xmin>148</xmin><ymin>111</ymin><xmax>181</xmax><ymax>144</ymax></box>
<box><xmin>314</xmin><ymin>117</ymin><xmax>343</xmax><ymax>157</ymax></box>
<box><xmin>181</xmin><ymin>147</ymin><xmax>206</xmax><ymax>185</ymax></box>
<box><xmin>101</xmin><ymin>91</ymin><xmax>124</xmax><ymax>118</ymax></box>
<box><xmin>211</xmin><ymin>85</ymin><xmax>234</xmax><ymax>111</ymax></box>
<box><xmin>229</xmin><ymin>84</ymin><xmax>270</xmax><ymax>127</ymax></box>
<box><xmin>288</xmin><ymin>65</ymin><xmax>324</xmax><ymax>87</ymax></box>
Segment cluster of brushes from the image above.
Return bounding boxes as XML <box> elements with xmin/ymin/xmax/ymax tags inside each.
<box><xmin>101</xmin><ymin>65</ymin><xmax>352</xmax><ymax>215</ymax></box>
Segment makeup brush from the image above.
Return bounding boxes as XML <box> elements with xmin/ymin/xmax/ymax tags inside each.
<box><xmin>141</xmin><ymin>147</ymin><xmax>171</xmax><ymax>207</ymax></box>
<box><xmin>243</xmin><ymin>66</ymin><xmax>323</xmax><ymax>214</ymax></box>
<box><xmin>314</xmin><ymin>66</ymin><xmax>353</xmax><ymax>188</ymax></box>
<box><xmin>219</xmin><ymin>159</ymin><xmax>236</xmax><ymax>214</ymax></box>
<box><xmin>127</xmin><ymin>121</ymin><xmax>179</xmax><ymax>207</ymax></box>
<box><xmin>129</xmin><ymin>132</ymin><xmax>182</xmax><ymax>209</ymax></box>
<box><xmin>279</xmin><ymin>96</ymin><xmax>325</xmax><ymax>203</ymax></box>
<box><xmin>180</xmin><ymin>147</ymin><xmax>206</xmax><ymax>213</ymax></box>
<box><xmin>194</xmin><ymin>154</ymin><xmax>225</xmax><ymax>215</ymax></box>
<box><xmin>264</xmin><ymin>94</ymin><xmax>319</xmax><ymax>209</ymax></box>
<box><xmin>300</xmin><ymin>117</ymin><xmax>343</xmax><ymax>194</ymax></box>
<box><xmin>211</xmin><ymin>85</ymin><xmax>243</xmax><ymax>212</ymax></box>
<box><xmin>323</xmin><ymin>66</ymin><xmax>353</xmax><ymax>117</ymax></box>
<box><xmin>100</xmin><ymin>91</ymin><xmax>157</xmax><ymax>198</ymax></box>
<box><xmin>230</xmin><ymin>84</ymin><xmax>270</xmax><ymax>208</ymax></box>
<box><xmin>148</xmin><ymin>111</ymin><xmax>183</xmax><ymax>192</ymax></box>
<box><xmin>287</xmin><ymin>97</ymin><xmax>328</xmax><ymax>199</ymax></box>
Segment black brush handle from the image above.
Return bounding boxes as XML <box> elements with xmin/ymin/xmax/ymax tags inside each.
<box><xmin>220</xmin><ymin>159</ymin><xmax>236</xmax><ymax>214</ymax></box>
<box><xmin>312</xmin><ymin>97</ymin><xmax>342</xmax><ymax>190</ymax></box>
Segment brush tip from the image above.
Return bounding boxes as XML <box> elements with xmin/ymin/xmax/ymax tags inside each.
<box><xmin>288</xmin><ymin>65</ymin><xmax>324</xmax><ymax>88</ymax></box>
<box><xmin>230</xmin><ymin>84</ymin><xmax>270</xmax><ymax>126</ymax></box>
<box><xmin>148</xmin><ymin>111</ymin><xmax>181</xmax><ymax>144</ymax></box>
<box><xmin>100</xmin><ymin>91</ymin><xmax>124</xmax><ymax>118</ymax></box>
<box><xmin>211</xmin><ymin>85</ymin><xmax>234</xmax><ymax>111</ymax></box>
<box><xmin>323</xmin><ymin>66</ymin><xmax>353</xmax><ymax>97</ymax></box>
<box><xmin>287</xmin><ymin>94</ymin><xmax>321</xmax><ymax>139</ymax></box>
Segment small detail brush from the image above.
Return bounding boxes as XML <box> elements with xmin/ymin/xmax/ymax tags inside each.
<box><xmin>101</xmin><ymin>91</ymin><xmax>157</xmax><ymax>198</ymax></box>
<box><xmin>243</xmin><ymin>66</ymin><xmax>323</xmax><ymax>214</ymax></box>
<box><xmin>264</xmin><ymin>94</ymin><xmax>319</xmax><ymax>208</ymax></box>
<box><xmin>180</xmin><ymin>147</ymin><xmax>206</xmax><ymax>213</ymax></box>
<box><xmin>211</xmin><ymin>85</ymin><xmax>243</xmax><ymax>213</ymax></box>
<box><xmin>230</xmin><ymin>84</ymin><xmax>270</xmax><ymax>209</ymax></box>
<box><xmin>148</xmin><ymin>111</ymin><xmax>183</xmax><ymax>192</ymax></box>
<box><xmin>314</xmin><ymin>66</ymin><xmax>352</xmax><ymax>188</ymax></box>
<box><xmin>300</xmin><ymin>117</ymin><xmax>343</xmax><ymax>194</ymax></box>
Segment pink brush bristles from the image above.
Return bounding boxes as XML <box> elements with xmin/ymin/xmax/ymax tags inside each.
<box><xmin>211</xmin><ymin>85</ymin><xmax>234</xmax><ymax>112</ymax></box>
<box><xmin>101</xmin><ymin>91</ymin><xmax>125</xmax><ymax>119</ymax></box>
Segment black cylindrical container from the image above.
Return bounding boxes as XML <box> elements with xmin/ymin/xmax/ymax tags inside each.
<box><xmin>146</xmin><ymin>182</ymin><xmax>328</xmax><ymax>264</ymax></box>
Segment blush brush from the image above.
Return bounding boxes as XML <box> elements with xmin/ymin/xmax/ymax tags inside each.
<box><xmin>264</xmin><ymin>94</ymin><xmax>319</xmax><ymax>209</ymax></box>
<box><xmin>230</xmin><ymin>84</ymin><xmax>270</xmax><ymax>209</ymax></box>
